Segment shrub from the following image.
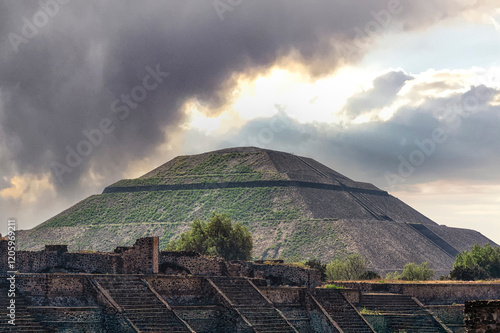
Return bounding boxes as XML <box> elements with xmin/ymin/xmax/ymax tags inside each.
<box><xmin>450</xmin><ymin>244</ymin><xmax>500</xmax><ymax>280</ymax></box>
<box><xmin>400</xmin><ymin>262</ymin><xmax>435</xmax><ymax>281</ymax></box>
<box><xmin>384</xmin><ymin>263</ymin><xmax>435</xmax><ymax>281</ymax></box>
<box><xmin>165</xmin><ymin>213</ymin><xmax>252</xmax><ymax>261</ymax></box>
<box><xmin>325</xmin><ymin>259</ymin><xmax>349</xmax><ymax>280</ymax></box>
<box><xmin>450</xmin><ymin>264</ymin><xmax>488</xmax><ymax>281</ymax></box>
<box><xmin>385</xmin><ymin>271</ymin><xmax>401</xmax><ymax>280</ymax></box>
<box><xmin>325</xmin><ymin>254</ymin><xmax>369</xmax><ymax>281</ymax></box>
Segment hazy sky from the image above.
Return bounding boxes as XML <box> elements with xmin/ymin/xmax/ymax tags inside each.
<box><xmin>1</xmin><ymin>1</ymin><xmax>499</xmax><ymax>244</ymax></box>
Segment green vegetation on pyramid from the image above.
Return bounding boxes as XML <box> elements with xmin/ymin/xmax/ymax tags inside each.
<box><xmin>42</xmin><ymin>187</ymin><xmax>303</xmax><ymax>228</ymax></box>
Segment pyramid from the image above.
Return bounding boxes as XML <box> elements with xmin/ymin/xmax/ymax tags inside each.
<box><xmin>18</xmin><ymin>147</ymin><xmax>496</xmax><ymax>276</ymax></box>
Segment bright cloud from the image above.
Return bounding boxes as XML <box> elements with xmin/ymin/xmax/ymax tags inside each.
<box><xmin>0</xmin><ymin>173</ymin><xmax>55</xmax><ymax>203</ymax></box>
<box><xmin>184</xmin><ymin>65</ymin><xmax>500</xmax><ymax>136</ymax></box>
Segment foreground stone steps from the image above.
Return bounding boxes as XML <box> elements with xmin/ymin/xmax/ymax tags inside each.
<box><xmin>359</xmin><ymin>293</ymin><xmax>447</xmax><ymax>333</ymax></box>
<box><xmin>313</xmin><ymin>289</ymin><xmax>374</xmax><ymax>333</ymax></box>
<box><xmin>274</xmin><ymin>305</ymin><xmax>314</xmax><ymax>333</ymax></box>
<box><xmin>0</xmin><ymin>284</ymin><xmax>49</xmax><ymax>333</ymax></box>
<box><xmin>94</xmin><ymin>276</ymin><xmax>190</xmax><ymax>333</ymax></box>
<box><xmin>361</xmin><ymin>293</ymin><xmax>423</xmax><ymax>311</ymax></box>
<box><xmin>209</xmin><ymin>277</ymin><xmax>296</xmax><ymax>333</ymax></box>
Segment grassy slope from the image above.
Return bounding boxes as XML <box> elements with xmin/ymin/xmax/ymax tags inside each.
<box><xmin>23</xmin><ymin>185</ymin><xmax>330</xmax><ymax>252</ymax></box>
<box><xmin>41</xmin><ymin>187</ymin><xmax>303</xmax><ymax>228</ymax></box>
<box><xmin>22</xmin><ymin>183</ymin><xmax>348</xmax><ymax>259</ymax></box>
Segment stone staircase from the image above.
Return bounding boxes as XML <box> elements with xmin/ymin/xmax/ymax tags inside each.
<box><xmin>312</xmin><ymin>289</ymin><xmax>374</xmax><ymax>333</ymax></box>
<box><xmin>93</xmin><ymin>275</ymin><xmax>191</xmax><ymax>333</ymax></box>
<box><xmin>275</xmin><ymin>305</ymin><xmax>314</xmax><ymax>333</ymax></box>
<box><xmin>347</xmin><ymin>191</ymin><xmax>394</xmax><ymax>221</ymax></box>
<box><xmin>408</xmin><ymin>224</ymin><xmax>459</xmax><ymax>258</ymax></box>
<box><xmin>360</xmin><ymin>293</ymin><xmax>448</xmax><ymax>333</ymax></box>
<box><xmin>208</xmin><ymin>277</ymin><xmax>297</xmax><ymax>333</ymax></box>
<box><xmin>171</xmin><ymin>305</ymin><xmax>226</xmax><ymax>333</ymax></box>
<box><xmin>0</xmin><ymin>280</ymin><xmax>49</xmax><ymax>332</ymax></box>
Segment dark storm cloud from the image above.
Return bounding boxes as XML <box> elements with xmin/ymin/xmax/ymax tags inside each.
<box><xmin>0</xmin><ymin>0</ymin><xmax>490</xmax><ymax>192</ymax></box>
<box><xmin>209</xmin><ymin>85</ymin><xmax>500</xmax><ymax>189</ymax></box>
<box><xmin>0</xmin><ymin>1</ymin><xmax>375</xmax><ymax>189</ymax></box>
<box><xmin>344</xmin><ymin>70</ymin><xmax>414</xmax><ymax>118</ymax></box>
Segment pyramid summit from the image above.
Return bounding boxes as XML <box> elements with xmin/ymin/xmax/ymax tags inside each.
<box><xmin>107</xmin><ymin>146</ymin><xmax>378</xmax><ymax>190</ymax></box>
<box><xmin>19</xmin><ymin>147</ymin><xmax>496</xmax><ymax>275</ymax></box>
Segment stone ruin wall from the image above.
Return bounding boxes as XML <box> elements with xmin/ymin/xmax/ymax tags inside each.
<box><xmin>1</xmin><ymin>236</ymin><xmax>321</xmax><ymax>287</ymax></box>
<box><xmin>145</xmin><ymin>275</ymin><xmax>206</xmax><ymax>298</ymax></box>
<box><xmin>16</xmin><ymin>274</ymin><xmax>90</xmax><ymax>302</ymax></box>
<box><xmin>159</xmin><ymin>251</ymin><xmax>229</xmax><ymax>276</ymax></box>
<box><xmin>13</xmin><ymin>273</ymin><xmax>208</xmax><ymax>306</ymax></box>
<box><xmin>249</xmin><ymin>262</ymin><xmax>322</xmax><ymax>288</ymax></box>
<box><xmin>0</xmin><ymin>237</ymin><xmax>158</xmax><ymax>274</ymax></box>
<box><xmin>159</xmin><ymin>251</ymin><xmax>321</xmax><ymax>287</ymax></box>
<box><xmin>260</xmin><ymin>286</ymin><xmax>304</xmax><ymax>304</ymax></box>
<box><xmin>465</xmin><ymin>300</ymin><xmax>500</xmax><ymax>332</ymax></box>
<box><xmin>19</xmin><ymin>248</ymin><xmax>121</xmax><ymax>274</ymax></box>
<box><xmin>120</xmin><ymin>236</ymin><xmax>159</xmax><ymax>274</ymax></box>
<box><xmin>336</xmin><ymin>281</ymin><xmax>500</xmax><ymax>305</ymax></box>
<box><xmin>6</xmin><ymin>273</ymin><xmax>300</xmax><ymax>333</ymax></box>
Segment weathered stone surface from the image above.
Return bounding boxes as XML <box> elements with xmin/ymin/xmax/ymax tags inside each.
<box><xmin>465</xmin><ymin>300</ymin><xmax>500</xmax><ymax>333</ymax></box>
<box><xmin>335</xmin><ymin>281</ymin><xmax>500</xmax><ymax>305</ymax></box>
<box><xmin>2</xmin><ymin>236</ymin><xmax>323</xmax><ymax>289</ymax></box>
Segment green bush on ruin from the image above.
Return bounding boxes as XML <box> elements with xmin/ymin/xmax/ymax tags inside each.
<box><xmin>400</xmin><ymin>262</ymin><xmax>435</xmax><ymax>281</ymax></box>
<box><xmin>165</xmin><ymin>213</ymin><xmax>253</xmax><ymax>261</ymax></box>
<box><xmin>384</xmin><ymin>262</ymin><xmax>435</xmax><ymax>281</ymax></box>
<box><xmin>325</xmin><ymin>254</ymin><xmax>369</xmax><ymax>281</ymax></box>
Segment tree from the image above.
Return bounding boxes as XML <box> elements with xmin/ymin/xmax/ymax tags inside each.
<box><xmin>385</xmin><ymin>262</ymin><xmax>435</xmax><ymax>281</ymax></box>
<box><xmin>399</xmin><ymin>262</ymin><xmax>435</xmax><ymax>281</ymax></box>
<box><xmin>450</xmin><ymin>244</ymin><xmax>500</xmax><ymax>280</ymax></box>
<box><xmin>165</xmin><ymin>213</ymin><xmax>253</xmax><ymax>261</ymax></box>
<box><xmin>325</xmin><ymin>254</ymin><xmax>369</xmax><ymax>281</ymax></box>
